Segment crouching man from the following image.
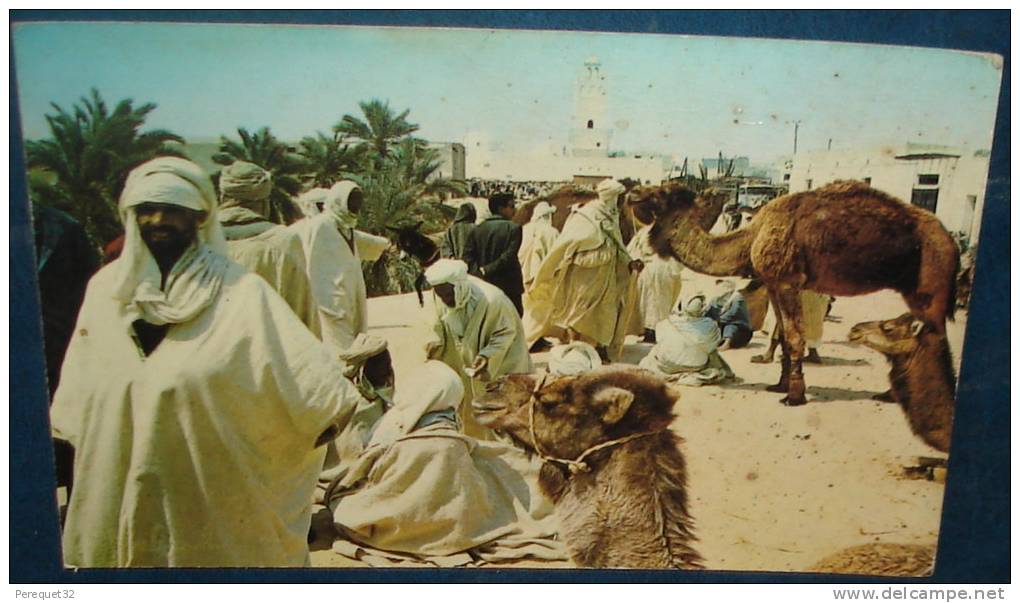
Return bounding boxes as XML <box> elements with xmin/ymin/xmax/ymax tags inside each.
<box><xmin>423</xmin><ymin>259</ymin><xmax>531</xmax><ymax>439</ymax></box>
<box><xmin>51</xmin><ymin>157</ymin><xmax>366</xmax><ymax>568</ymax></box>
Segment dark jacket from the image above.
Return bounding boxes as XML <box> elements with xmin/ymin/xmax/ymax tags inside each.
<box><xmin>440</xmin><ymin>204</ymin><xmax>477</xmax><ymax>260</ymax></box>
<box><xmin>464</xmin><ymin>216</ymin><xmax>524</xmax><ymax>314</ymax></box>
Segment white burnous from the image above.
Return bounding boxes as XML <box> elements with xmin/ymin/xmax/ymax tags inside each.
<box><xmin>51</xmin><ymin>157</ymin><xmax>366</xmax><ymax>567</ymax></box>
<box><xmin>291</xmin><ymin>181</ymin><xmax>389</xmax><ymax>352</ymax></box>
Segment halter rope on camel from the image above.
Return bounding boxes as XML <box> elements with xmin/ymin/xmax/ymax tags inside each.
<box><xmin>527</xmin><ymin>371</ymin><xmax>663</xmax><ymax>475</ymax></box>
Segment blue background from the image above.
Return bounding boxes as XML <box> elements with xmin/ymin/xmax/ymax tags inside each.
<box><xmin>9</xmin><ymin>9</ymin><xmax>1010</xmax><ymax>583</ymax></box>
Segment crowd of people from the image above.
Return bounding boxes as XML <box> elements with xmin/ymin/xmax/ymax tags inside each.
<box><xmin>38</xmin><ymin>157</ymin><xmax>831</xmax><ymax>568</ymax></box>
<box><xmin>467</xmin><ymin>178</ymin><xmax>563</xmax><ymax>201</ymax></box>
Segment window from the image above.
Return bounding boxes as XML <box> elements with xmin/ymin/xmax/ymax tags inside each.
<box><xmin>911</xmin><ymin>188</ymin><xmax>939</xmax><ymax>213</ymax></box>
<box><xmin>783</xmin><ymin>173</ymin><xmax>790</xmax><ymax>181</ymax></box>
<box><xmin>918</xmin><ymin>174</ymin><xmax>940</xmax><ymax>186</ymax></box>
<box><xmin>587</xmin><ymin>119</ymin><xmax>594</xmax><ymax>129</ymax></box>
<box><xmin>596</xmin><ymin>142</ymin><xmax>601</xmax><ymax>147</ymax></box>
<box><xmin>863</xmin><ymin>177</ymin><xmax>872</xmax><ymax>185</ymax></box>
<box><xmin>806</xmin><ymin>179</ymin><xmax>813</xmax><ymax>190</ymax></box>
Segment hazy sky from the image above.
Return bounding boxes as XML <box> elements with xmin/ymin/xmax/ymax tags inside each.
<box><xmin>13</xmin><ymin>21</ymin><xmax>1003</xmax><ymax>164</ymax></box>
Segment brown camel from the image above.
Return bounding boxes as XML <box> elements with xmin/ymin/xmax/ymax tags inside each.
<box><xmin>472</xmin><ymin>367</ymin><xmax>703</xmax><ymax>569</ymax></box>
<box><xmin>811</xmin><ymin>543</ymin><xmax>936</xmax><ymax>577</ymax></box>
<box><xmin>848</xmin><ymin>313</ymin><xmax>956</xmax><ymax>453</ymax></box>
<box><xmin>514</xmin><ymin>183</ymin><xmax>729</xmax><ymax>244</ymax></box>
<box><xmin>628</xmin><ymin>180</ymin><xmax>959</xmax><ymax>406</ymax></box>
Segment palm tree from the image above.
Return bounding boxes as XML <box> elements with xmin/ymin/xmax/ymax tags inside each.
<box><xmin>25</xmin><ymin>88</ymin><xmax>184</xmax><ymax>247</ymax></box>
<box><xmin>212</xmin><ymin>127</ymin><xmax>305</xmax><ymax>223</ymax></box>
<box><xmin>352</xmin><ymin>138</ymin><xmax>465</xmax><ymax>297</ymax></box>
<box><xmin>334</xmin><ymin>99</ymin><xmax>420</xmax><ymax>169</ymax></box>
<box><xmin>297</xmin><ymin>131</ymin><xmax>365</xmax><ymax>188</ymax></box>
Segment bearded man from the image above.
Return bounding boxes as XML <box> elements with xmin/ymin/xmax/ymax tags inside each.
<box><xmin>50</xmin><ymin>157</ymin><xmax>366</xmax><ymax>567</ymax></box>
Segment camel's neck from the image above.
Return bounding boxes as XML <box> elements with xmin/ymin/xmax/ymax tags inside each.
<box><xmin>554</xmin><ymin>434</ymin><xmax>702</xmax><ymax>569</ymax></box>
<box><xmin>886</xmin><ymin>336</ymin><xmax>956</xmax><ymax>452</ymax></box>
<box><xmin>665</xmin><ymin>213</ymin><xmax>754</xmax><ymax>276</ymax></box>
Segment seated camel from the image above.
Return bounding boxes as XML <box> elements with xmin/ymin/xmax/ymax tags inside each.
<box><xmin>848</xmin><ymin>313</ymin><xmax>956</xmax><ymax>453</ymax></box>
<box><xmin>473</xmin><ymin>367</ymin><xmax>703</xmax><ymax>569</ymax></box>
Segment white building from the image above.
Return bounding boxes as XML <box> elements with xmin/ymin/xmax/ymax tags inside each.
<box><xmin>427</xmin><ymin>142</ymin><xmax>466</xmax><ymax>180</ymax></box>
<box><xmin>464</xmin><ymin>57</ymin><xmax>671</xmax><ymax>185</ymax></box>
<box><xmin>788</xmin><ymin>143</ymin><xmax>990</xmax><ymax>244</ymax></box>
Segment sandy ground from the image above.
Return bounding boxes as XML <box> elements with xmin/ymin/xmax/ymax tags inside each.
<box><xmin>311</xmin><ymin>270</ymin><xmax>964</xmax><ymax>572</ymax></box>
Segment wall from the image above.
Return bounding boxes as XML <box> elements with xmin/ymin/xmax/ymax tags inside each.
<box><xmin>427</xmin><ymin>142</ymin><xmax>466</xmax><ymax>180</ymax></box>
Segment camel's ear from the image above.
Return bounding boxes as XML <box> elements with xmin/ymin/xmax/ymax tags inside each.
<box><xmin>594</xmin><ymin>386</ymin><xmax>635</xmax><ymax>425</ymax></box>
<box><xmin>910</xmin><ymin>320</ymin><xmax>926</xmax><ymax>337</ymax></box>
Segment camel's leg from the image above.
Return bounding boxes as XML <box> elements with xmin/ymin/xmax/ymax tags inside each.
<box><xmin>773</xmin><ymin>285</ymin><xmax>807</xmax><ymax>406</ymax></box>
<box><xmin>763</xmin><ymin>288</ymin><xmax>789</xmax><ymax>392</ymax></box>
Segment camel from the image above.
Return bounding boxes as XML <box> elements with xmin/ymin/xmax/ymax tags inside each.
<box><xmin>848</xmin><ymin>313</ymin><xmax>956</xmax><ymax>453</ymax></box>
<box><xmin>810</xmin><ymin>543</ymin><xmax>936</xmax><ymax>577</ymax></box>
<box><xmin>472</xmin><ymin>367</ymin><xmax>703</xmax><ymax>569</ymax></box>
<box><xmin>513</xmin><ymin>183</ymin><xmax>730</xmax><ymax>244</ymax></box>
<box><xmin>628</xmin><ymin>180</ymin><xmax>959</xmax><ymax>406</ymax></box>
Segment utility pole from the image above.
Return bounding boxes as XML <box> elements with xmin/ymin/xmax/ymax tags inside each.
<box><xmin>793</xmin><ymin>120</ymin><xmax>801</xmax><ymax>155</ymax></box>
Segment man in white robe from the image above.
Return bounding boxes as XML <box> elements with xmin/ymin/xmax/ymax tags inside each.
<box><xmin>217</xmin><ymin>160</ymin><xmax>319</xmax><ymax>335</ymax></box>
<box><xmin>623</xmin><ymin>221</ymin><xmax>685</xmax><ymax>344</ymax></box>
<box><xmin>639</xmin><ymin>294</ymin><xmax>734</xmax><ymax>387</ymax></box>
<box><xmin>518</xmin><ymin>202</ymin><xmax>559</xmax><ymax>351</ymax></box>
<box><xmin>423</xmin><ymin>259</ymin><xmax>531</xmax><ymax>439</ymax></box>
<box><xmin>325</xmin><ymin>361</ymin><xmax>564</xmax><ymax>566</ymax></box>
<box><xmin>50</xmin><ymin>157</ymin><xmax>367</xmax><ymax>568</ymax></box>
<box><xmin>316</xmin><ymin>333</ymin><xmax>395</xmax><ymax>505</ymax></box>
<box><xmin>527</xmin><ymin>179</ymin><xmax>632</xmax><ymax>362</ymax></box>
<box><xmin>291</xmin><ymin>181</ymin><xmax>390</xmax><ymax>352</ymax></box>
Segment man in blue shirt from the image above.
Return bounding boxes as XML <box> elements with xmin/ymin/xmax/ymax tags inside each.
<box><xmin>707</xmin><ymin>279</ymin><xmax>754</xmax><ymax>350</ymax></box>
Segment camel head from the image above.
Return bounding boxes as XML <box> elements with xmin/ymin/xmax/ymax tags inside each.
<box><xmin>472</xmin><ymin>367</ymin><xmax>678</xmax><ymax>462</ymax></box>
<box><xmin>626</xmin><ymin>182</ymin><xmax>698</xmax><ymax>225</ymax></box>
<box><xmin>848</xmin><ymin>313</ymin><xmax>933</xmax><ymax>357</ymax></box>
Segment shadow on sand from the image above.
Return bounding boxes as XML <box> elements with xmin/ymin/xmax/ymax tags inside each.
<box><xmin>719</xmin><ymin>380</ymin><xmax>883</xmax><ymax>403</ymax></box>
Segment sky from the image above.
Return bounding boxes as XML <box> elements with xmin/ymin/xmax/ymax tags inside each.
<box><xmin>12</xmin><ymin>21</ymin><xmax>1003</xmax><ymax>165</ymax></box>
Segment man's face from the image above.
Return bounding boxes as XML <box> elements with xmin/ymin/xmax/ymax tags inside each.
<box><xmin>347</xmin><ymin>190</ymin><xmax>364</xmax><ymax>215</ymax></box>
<box><xmin>135</xmin><ymin>203</ymin><xmax>203</xmax><ymax>259</ymax></box>
<box><xmin>498</xmin><ymin>201</ymin><xmax>515</xmax><ymax>219</ymax></box>
<box><xmin>363</xmin><ymin>351</ymin><xmax>395</xmax><ymax>390</ymax></box>
<box><xmin>434</xmin><ymin>283</ymin><xmax>457</xmax><ymax>307</ymax></box>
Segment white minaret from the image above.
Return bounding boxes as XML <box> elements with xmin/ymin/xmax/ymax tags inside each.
<box><xmin>570</xmin><ymin>56</ymin><xmax>611</xmax><ymax>157</ymax></box>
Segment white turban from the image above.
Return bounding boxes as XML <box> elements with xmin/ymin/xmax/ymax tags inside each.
<box><xmin>682</xmin><ymin>293</ymin><xmax>708</xmax><ymax>318</ymax></box>
<box><xmin>424</xmin><ymin>259</ymin><xmax>469</xmax><ymax>286</ymax></box>
<box><xmin>296</xmin><ymin>187</ymin><xmax>328</xmax><ymax>218</ymax></box>
<box><xmin>338</xmin><ymin>333</ymin><xmax>389</xmax><ymax>377</ymax></box>
<box><xmin>367</xmin><ymin>360</ymin><xmax>464</xmax><ymax>447</ymax></box>
<box><xmin>120</xmin><ymin>156</ymin><xmax>216</xmax><ymax>213</ymax></box>
<box><xmin>531</xmin><ymin>201</ymin><xmax>555</xmax><ymax>222</ymax></box>
<box><xmin>596</xmin><ymin>179</ymin><xmax>626</xmax><ymax>204</ymax></box>
<box><xmin>112</xmin><ymin>156</ymin><xmax>229</xmax><ymax>325</ymax></box>
<box><xmin>547</xmin><ymin>342</ymin><xmax>603</xmax><ymax>376</ymax></box>
<box><xmin>425</xmin><ymin>259</ymin><xmax>474</xmax><ymax>326</ymax></box>
<box><xmin>326</xmin><ymin>180</ymin><xmax>361</xmax><ymax>234</ymax></box>
<box><xmin>219</xmin><ymin>161</ymin><xmax>272</xmax><ymax>203</ymax></box>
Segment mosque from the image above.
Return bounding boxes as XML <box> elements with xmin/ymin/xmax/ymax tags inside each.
<box><xmin>464</xmin><ymin>57</ymin><xmax>672</xmax><ymax>184</ymax></box>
